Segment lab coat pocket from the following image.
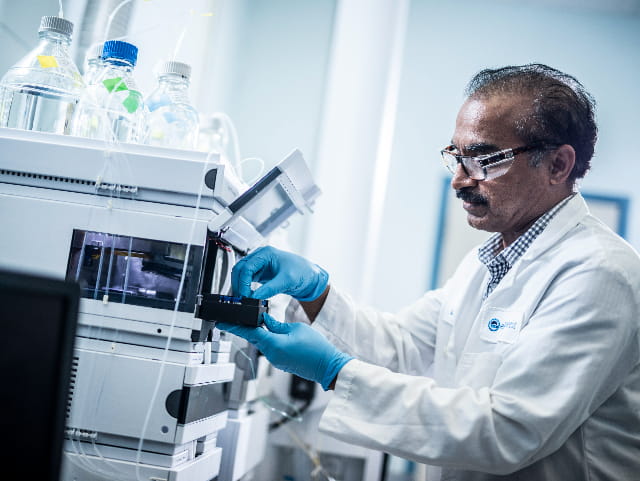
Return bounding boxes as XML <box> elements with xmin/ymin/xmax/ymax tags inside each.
<box><xmin>454</xmin><ymin>352</ymin><xmax>502</xmax><ymax>389</ymax></box>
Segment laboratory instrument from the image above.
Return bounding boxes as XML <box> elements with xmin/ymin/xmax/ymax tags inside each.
<box><xmin>0</xmin><ymin>126</ymin><xmax>319</xmax><ymax>481</ymax></box>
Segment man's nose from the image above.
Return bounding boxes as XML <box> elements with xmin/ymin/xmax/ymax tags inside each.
<box><xmin>451</xmin><ymin>163</ymin><xmax>479</xmax><ymax>190</ymax></box>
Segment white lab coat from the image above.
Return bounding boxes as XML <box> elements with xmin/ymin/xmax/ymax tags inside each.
<box><xmin>290</xmin><ymin>193</ymin><xmax>640</xmax><ymax>480</ymax></box>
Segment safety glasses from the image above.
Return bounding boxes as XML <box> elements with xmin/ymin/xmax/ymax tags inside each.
<box><xmin>441</xmin><ymin>143</ymin><xmax>544</xmax><ymax>181</ymax></box>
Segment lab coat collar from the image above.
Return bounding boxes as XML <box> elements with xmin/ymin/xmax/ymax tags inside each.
<box><xmin>520</xmin><ymin>192</ymin><xmax>588</xmax><ymax>262</ymax></box>
<box><xmin>484</xmin><ymin>193</ymin><xmax>588</xmax><ymax>294</ymax></box>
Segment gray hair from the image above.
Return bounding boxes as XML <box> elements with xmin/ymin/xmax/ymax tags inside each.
<box><xmin>465</xmin><ymin>63</ymin><xmax>597</xmax><ymax>181</ymax></box>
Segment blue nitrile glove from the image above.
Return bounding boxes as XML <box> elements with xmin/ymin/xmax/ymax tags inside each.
<box><xmin>231</xmin><ymin>246</ymin><xmax>329</xmax><ymax>301</ymax></box>
<box><xmin>217</xmin><ymin>313</ymin><xmax>353</xmax><ymax>391</ymax></box>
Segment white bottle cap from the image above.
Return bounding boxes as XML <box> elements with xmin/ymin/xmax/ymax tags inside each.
<box><xmin>158</xmin><ymin>61</ymin><xmax>191</xmax><ymax>80</ymax></box>
<box><xmin>39</xmin><ymin>16</ymin><xmax>73</xmax><ymax>37</ymax></box>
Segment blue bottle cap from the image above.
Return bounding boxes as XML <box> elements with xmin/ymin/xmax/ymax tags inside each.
<box><xmin>101</xmin><ymin>40</ymin><xmax>138</xmax><ymax>66</ymax></box>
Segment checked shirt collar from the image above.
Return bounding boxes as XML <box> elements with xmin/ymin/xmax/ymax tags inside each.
<box><xmin>478</xmin><ymin>194</ymin><xmax>575</xmax><ymax>299</ymax></box>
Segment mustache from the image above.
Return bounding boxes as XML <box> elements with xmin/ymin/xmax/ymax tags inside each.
<box><xmin>456</xmin><ymin>188</ymin><xmax>487</xmax><ymax>204</ymax></box>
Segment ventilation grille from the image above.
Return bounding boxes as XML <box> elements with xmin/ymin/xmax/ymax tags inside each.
<box><xmin>66</xmin><ymin>356</ymin><xmax>79</xmax><ymax>419</ymax></box>
<box><xmin>0</xmin><ymin>168</ymin><xmax>138</xmax><ymax>194</ymax></box>
<box><xmin>1</xmin><ymin>168</ymin><xmax>94</xmax><ymax>186</ymax></box>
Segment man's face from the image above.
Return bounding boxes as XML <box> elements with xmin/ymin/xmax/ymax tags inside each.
<box><xmin>450</xmin><ymin>94</ymin><xmax>554</xmax><ymax>240</ymax></box>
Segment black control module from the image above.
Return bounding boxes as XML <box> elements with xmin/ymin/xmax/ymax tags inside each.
<box><xmin>196</xmin><ymin>294</ymin><xmax>268</xmax><ymax>327</ymax></box>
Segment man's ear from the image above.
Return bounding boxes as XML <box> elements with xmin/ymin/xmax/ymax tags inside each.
<box><xmin>549</xmin><ymin>144</ymin><xmax>576</xmax><ymax>185</ymax></box>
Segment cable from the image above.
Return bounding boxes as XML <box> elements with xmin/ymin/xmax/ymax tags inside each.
<box><xmin>268</xmin><ymin>373</ymin><xmax>316</xmax><ymax>431</ymax></box>
<box><xmin>214</xmin><ymin>111</ymin><xmax>243</xmax><ymax>180</ymax></box>
<box><xmin>268</xmin><ymin>397</ymin><xmax>311</xmax><ymax>431</ymax></box>
<box><xmin>103</xmin><ymin>0</ymin><xmax>134</xmax><ymax>42</ymax></box>
<box><xmin>283</xmin><ymin>425</ymin><xmax>338</xmax><ymax>481</ymax></box>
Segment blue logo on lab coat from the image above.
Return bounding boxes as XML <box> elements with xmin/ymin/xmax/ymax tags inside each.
<box><xmin>488</xmin><ymin>318</ymin><xmax>501</xmax><ymax>331</ymax></box>
<box><xmin>488</xmin><ymin>317</ymin><xmax>517</xmax><ymax>332</ymax></box>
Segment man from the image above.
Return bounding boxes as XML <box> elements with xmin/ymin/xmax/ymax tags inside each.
<box><xmin>218</xmin><ymin>64</ymin><xmax>640</xmax><ymax>480</ymax></box>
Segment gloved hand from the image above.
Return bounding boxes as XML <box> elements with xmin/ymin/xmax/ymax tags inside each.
<box><xmin>231</xmin><ymin>246</ymin><xmax>329</xmax><ymax>302</ymax></box>
<box><xmin>217</xmin><ymin>313</ymin><xmax>353</xmax><ymax>391</ymax></box>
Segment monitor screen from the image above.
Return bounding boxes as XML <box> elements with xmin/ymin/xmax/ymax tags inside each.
<box><xmin>0</xmin><ymin>269</ymin><xmax>80</xmax><ymax>481</ymax></box>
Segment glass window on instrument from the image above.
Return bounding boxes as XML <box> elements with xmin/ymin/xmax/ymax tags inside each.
<box><xmin>66</xmin><ymin>229</ymin><xmax>203</xmax><ymax>312</ymax></box>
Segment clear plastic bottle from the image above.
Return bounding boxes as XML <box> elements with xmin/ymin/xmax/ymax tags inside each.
<box><xmin>82</xmin><ymin>43</ymin><xmax>104</xmax><ymax>86</ymax></box>
<box><xmin>0</xmin><ymin>16</ymin><xmax>84</xmax><ymax>134</ymax></box>
<box><xmin>71</xmin><ymin>40</ymin><xmax>147</xmax><ymax>144</ymax></box>
<box><xmin>145</xmin><ymin>61</ymin><xmax>199</xmax><ymax>150</ymax></box>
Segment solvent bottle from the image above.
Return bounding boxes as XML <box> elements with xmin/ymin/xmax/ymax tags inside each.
<box><xmin>145</xmin><ymin>60</ymin><xmax>199</xmax><ymax>150</ymax></box>
<box><xmin>82</xmin><ymin>43</ymin><xmax>104</xmax><ymax>87</ymax></box>
<box><xmin>0</xmin><ymin>16</ymin><xmax>84</xmax><ymax>134</ymax></box>
<box><xmin>71</xmin><ymin>40</ymin><xmax>147</xmax><ymax>144</ymax></box>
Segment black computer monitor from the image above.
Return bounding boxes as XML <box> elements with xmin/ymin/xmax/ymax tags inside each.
<box><xmin>0</xmin><ymin>268</ymin><xmax>80</xmax><ymax>481</ymax></box>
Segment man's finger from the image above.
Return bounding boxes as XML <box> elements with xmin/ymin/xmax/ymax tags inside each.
<box><xmin>262</xmin><ymin>313</ymin><xmax>291</xmax><ymax>334</ymax></box>
<box><xmin>253</xmin><ymin>277</ymin><xmax>287</xmax><ymax>300</ymax></box>
<box><xmin>232</xmin><ymin>251</ymin><xmax>269</xmax><ymax>297</ymax></box>
<box><xmin>217</xmin><ymin>322</ymin><xmax>269</xmax><ymax>345</ymax></box>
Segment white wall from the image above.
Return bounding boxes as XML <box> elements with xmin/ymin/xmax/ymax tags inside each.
<box><xmin>0</xmin><ymin>0</ymin><xmax>62</xmax><ymax>72</ymax></box>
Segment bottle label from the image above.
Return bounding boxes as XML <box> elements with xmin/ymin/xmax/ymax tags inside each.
<box><xmin>163</xmin><ymin>112</ymin><xmax>178</xmax><ymax>123</ymax></box>
<box><xmin>37</xmin><ymin>55</ymin><xmax>59</xmax><ymax>68</ymax></box>
<box><xmin>147</xmin><ymin>93</ymin><xmax>171</xmax><ymax>112</ymax></box>
<box><xmin>122</xmin><ymin>90</ymin><xmax>141</xmax><ymax>113</ymax></box>
<box><xmin>102</xmin><ymin>77</ymin><xmax>129</xmax><ymax>93</ymax></box>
